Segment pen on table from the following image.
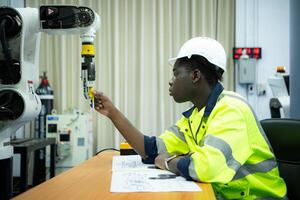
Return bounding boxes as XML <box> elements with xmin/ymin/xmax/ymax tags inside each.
<box><xmin>149</xmin><ymin>174</ymin><xmax>177</xmax><ymax>179</ymax></box>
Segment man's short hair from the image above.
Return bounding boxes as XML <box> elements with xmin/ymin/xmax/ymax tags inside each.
<box><xmin>176</xmin><ymin>55</ymin><xmax>224</xmax><ymax>87</ymax></box>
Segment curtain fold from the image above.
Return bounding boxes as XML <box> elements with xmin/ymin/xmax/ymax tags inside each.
<box><xmin>26</xmin><ymin>0</ymin><xmax>234</xmax><ymax>152</ymax></box>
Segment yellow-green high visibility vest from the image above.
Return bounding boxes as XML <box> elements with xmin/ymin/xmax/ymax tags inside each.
<box><xmin>154</xmin><ymin>88</ymin><xmax>287</xmax><ymax>199</ymax></box>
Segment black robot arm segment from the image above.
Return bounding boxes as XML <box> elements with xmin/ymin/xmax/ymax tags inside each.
<box><xmin>40</xmin><ymin>6</ymin><xmax>95</xmax><ymax>29</ymax></box>
<box><xmin>0</xmin><ymin>7</ymin><xmax>22</xmax><ymax>84</ymax></box>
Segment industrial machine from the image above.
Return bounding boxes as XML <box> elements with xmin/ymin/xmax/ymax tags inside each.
<box><xmin>268</xmin><ymin>66</ymin><xmax>290</xmax><ymax>118</ymax></box>
<box><xmin>0</xmin><ymin>6</ymin><xmax>100</xmax><ymax>199</ymax></box>
<box><xmin>46</xmin><ymin>109</ymin><xmax>93</xmax><ymax>167</ymax></box>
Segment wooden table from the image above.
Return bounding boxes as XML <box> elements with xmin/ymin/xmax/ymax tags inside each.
<box><xmin>13</xmin><ymin>151</ymin><xmax>216</xmax><ymax>200</ymax></box>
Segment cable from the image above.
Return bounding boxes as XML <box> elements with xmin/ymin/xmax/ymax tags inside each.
<box><xmin>66</xmin><ymin>113</ymin><xmax>80</xmax><ymax>126</ymax></box>
<box><xmin>95</xmin><ymin>148</ymin><xmax>119</xmax><ymax>155</ymax></box>
<box><xmin>0</xmin><ymin>106</ymin><xmax>14</xmax><ymax>116</ymax></box>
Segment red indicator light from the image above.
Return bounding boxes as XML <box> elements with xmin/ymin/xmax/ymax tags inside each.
<box><xmin>233</xmin><ymin>47</ymin><xmax>261</xmax><ymax>60</ymax></box>
<box><xmin>236</xmin><ymin>48</ymin><xmax>243</xmax><ymax>55</ymax></box>
<box><xmin>253</xmin><ymin>48</ymin><xmax>260</xmax><ymax>54</ymax></box>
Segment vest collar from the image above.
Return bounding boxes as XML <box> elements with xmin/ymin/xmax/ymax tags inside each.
<box><xmin>182</xmin><ymin>82</ymin><xmax>224</xmax><ymax>118</ymax></box>
<box><xmin>182</xmin><ymin>105</ymin><xmax>196</xmax><ymax>118</ymax></box>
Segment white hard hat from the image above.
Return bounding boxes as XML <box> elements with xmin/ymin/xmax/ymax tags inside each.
<box><xmin>169</xmin><ymin>37</ymin><xmax>227</xmax><ymax>72</ymax></box>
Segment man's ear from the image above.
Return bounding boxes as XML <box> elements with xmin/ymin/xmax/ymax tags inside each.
<box><xmin>191</xmin><ymin>69</ymin><xmax>202</xmax><ymax>83</ymax></box>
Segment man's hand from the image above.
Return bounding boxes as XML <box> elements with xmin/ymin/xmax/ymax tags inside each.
<box><xmin>94</xmin><ymin>90</ymin><xmax>146</xmax><ymax>157</ymax></box>
<box><xmin>155</xmin><ymin>154</ymin><xmax>188</xmax><ymax>175</ymax></box>
<box><xmin>154</xmin><ymin>154</ymin><xmax>169</xmax><ymax>170</ymax></box>
<box><xmin>94</xmin><ymin>91</ymin><xmax>117</xmax><ymax>118</ymax></box>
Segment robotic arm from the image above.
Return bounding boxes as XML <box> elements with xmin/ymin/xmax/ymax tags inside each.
<box><xmin>40</xmin><ymin>6</ymin><xmax>100</xmax><ymax>106</ymax></box>
<box><xmin>40</xmin><ymin>5</ymin><xmax>100</xmax><ymax>107</ymax></box>
<box><xmin>0</xmin><ymin>5</ymin><xmax>100</xmax><ymax>159</ymax></box>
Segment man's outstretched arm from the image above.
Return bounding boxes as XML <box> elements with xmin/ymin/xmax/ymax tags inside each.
<box><xmin>94</xmin><ymin>91</ymin><xmax>146</xmax><ymax>158</ymax></box>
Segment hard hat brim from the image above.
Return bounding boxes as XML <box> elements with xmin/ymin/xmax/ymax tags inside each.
<box><xmin>168</xmin><ymin>55</ymin><xmax>226</xmax><ymax>72</ymax></box>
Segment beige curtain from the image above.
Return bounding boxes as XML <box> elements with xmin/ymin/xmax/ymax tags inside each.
<box><xmin>26</xmin><ymin>0</ymin><xmax>234</xmax><ymax>152</ymax></box>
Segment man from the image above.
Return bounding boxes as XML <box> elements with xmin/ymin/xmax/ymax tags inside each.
<box><xmin>94</xmin><ymin>37</ymin><xmax>287</xmax><ymax>199</ymax></box>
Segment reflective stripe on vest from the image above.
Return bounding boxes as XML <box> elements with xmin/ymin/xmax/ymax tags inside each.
<box><xmin>233</xmin><ymin>157</ymin><xmax>277</xmax><ymax>180</ymax></box>
<box><xmin>156</xmin><ymin>137</ymin><xmax>168</xmax><ymax>154</ymax></box>
<box><xmin>167</xmin><ymin>125</ymin><xmax>186</xmax><ymax>143</ymax></box>
<box><xmin>256</xmin><ymin>195</ymin><xmax>289</xmax><ymax>200</ymax></box>
<box><xmin>189</xmin><ymin>159</ymin><xmax>200</xmax><ymax>181</ymax></box>
<box><xmin>201</xmin><ymin>134</ymin><xmax>242</xmax><ymax>172</ymax></box>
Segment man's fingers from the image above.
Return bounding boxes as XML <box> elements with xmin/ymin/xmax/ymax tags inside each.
<box><xmin>94</xmin><ymin>91</ymin><xmax>109</xmax><ymax>102</ymax></box>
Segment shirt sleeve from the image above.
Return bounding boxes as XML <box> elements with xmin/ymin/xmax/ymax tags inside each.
<box><xmin>177</xmin><ymin>154</ymin><xmax>193</xmax><ymax>181</ymax></box>
<box><xmin>142</xmin><ymin>120</ymin><xmax>190</xmax><ymax>164</ymax></box>
<box><xmin>142</xmin><ymin>135</ymin><xmax>158</xmax><ymax>164</ymax></box>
